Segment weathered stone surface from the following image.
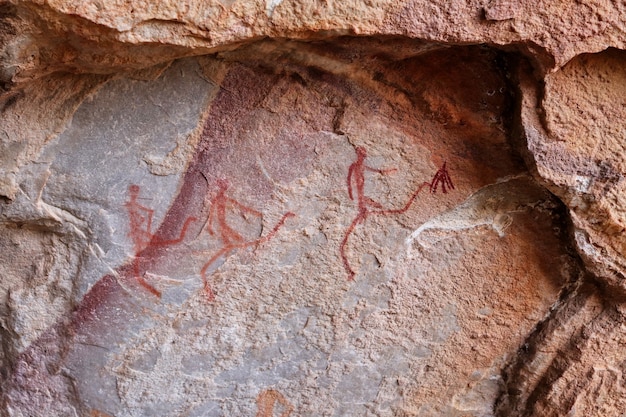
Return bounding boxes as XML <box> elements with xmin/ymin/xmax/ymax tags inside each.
<box><xmin>519</xmin><ymin>49</ymin><xmax>626</xmax><ymax>298</ymax></box>
<box><xmin>1</xmin><ymin>0</ymin><xmax>625</xmax><ymax>87</ymax></box>
<box><xmin>2</xmin><ymin>1</ymin><xmax>626</xmax><ymax>416</ymax></box>
<box><xmin>495</xmin><ymin>280</ymin><xmax>626</xmax><ymax>417</ymax></box>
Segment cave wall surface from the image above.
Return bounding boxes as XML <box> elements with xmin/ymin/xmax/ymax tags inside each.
<box><xmin>1</xmin><ymin>1</ymin><xmax>626</xmax><ymax>417</ymax></box>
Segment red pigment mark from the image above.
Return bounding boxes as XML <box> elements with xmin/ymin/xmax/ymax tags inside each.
<box><xmin>200</xmin><ymin>179</ymin><xmax>294</xmax><ymax>301</ymax></box>
<box><xmin>125</xmin><ymin>184</ymin><xmax>196</xmax><ymax>297</ymax></box>
<box><xmin>340</xmin><ymin>147</ymin><xmax>454</xmax><ymax>280</ymax></box>
<box><xmin>429</xmin><ymin>161</ymin><xmax>454</xmax><ymax>194</ymax></box>
<box><xmin>90</xmin><ymin>410</ymin><xmax>113</xmax><ymax>417</ymax></box>
<box><xmin>256</xmin><ymin>389</ymin><xmax>294</xmax><ymax>417</ymax></box>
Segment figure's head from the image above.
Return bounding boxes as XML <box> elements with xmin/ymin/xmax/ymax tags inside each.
<box><xmin>216</xmin><ymin>178</ymin><xmax>229</xmax><ymax>191</ymax></box>
<box><xmin>355</xmin><ymin>146</ymin><xmax>367</xmax><ymax>158</ymax></box>
<box><xmin>128</xmin><ymin>184</ymin><xmax>140</xmax><ymax>198</ymax></box>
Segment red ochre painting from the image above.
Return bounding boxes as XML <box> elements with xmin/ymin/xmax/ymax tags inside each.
<box><xmin>125</xmin><ymin>184</ymin><xmax>196</xmax><ymax>297</ymax></box>
<box><xmin>6</xmin><ymin>46</ymin><xmax>544</xmax><ymax>417</ymax></box>
<box><xmin>341</xmin><ymin>146</ymin><xmax>454</xmax><ymax>280</ymax></box>
<box><xmin>115</xmin><ymin>64</ymin><xmax>456</xmax><ymax>302</ymax></box>
<box><xmin>123</xmin><ymin>179</ymin><xmax>294</xmax><ymax>302</ymax></box>
<box><xmin>200</xmin><ymin>179</ymin><xmax>294</xmax><ymax>301</ymax></box>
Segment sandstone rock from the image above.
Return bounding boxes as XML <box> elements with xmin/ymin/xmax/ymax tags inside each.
<box><xmin>519</xmin><ymin>49</ymin><xmax>626</xmax><ymax>298</ymax></box>
<box><xmin>1</xmin><ymin>1</ymin><xmax>626</xmax><ymax>416</ymax></box>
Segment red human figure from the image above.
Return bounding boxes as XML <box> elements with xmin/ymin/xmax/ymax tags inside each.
<box><xmin>256</xmin><ymin>389</ymin><xmax>293</xmax><ymax>417</ymax></box>
<box><xmin>429</xmin><ymin>161</ymin><xmax>454</xmax><ymax>194</ymax></box>
<box><xmin>340</xmin><ymin>147</ymin><xmax>454</xmax><ymax>280</ymax></box>
<box><xmin>340</xmin><ymin>147</ymin><xmax>397</xmax><ymax>280</ymax></box>
<box><xmin>200</xmin><ymin>179</ymin><xmax>295</xmax><ymax>301</ymax></box>
<box><xmin>346</xmin><ymin>146</ymin><xmax>398</xmax><ymax>213</ymax></box>
<box><xmin>125</xmin><ymin>184</ymin><xmax>196</xmax><ymax>297</ymax></box>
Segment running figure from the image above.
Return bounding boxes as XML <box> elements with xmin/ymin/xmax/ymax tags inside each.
<box><xmin>200</xmin><ymin>179</ymin><xmax>294</xmax><ymax>301</ymax></box>
<box><xmin>125</xmin><ymin>184</ymin><xmax>196</xmax><ymax>297</ymax></box>
<box><xmin>340</xmin><ymin>147</ymin><xmax>454</xmax><ymax>280</ymax></box>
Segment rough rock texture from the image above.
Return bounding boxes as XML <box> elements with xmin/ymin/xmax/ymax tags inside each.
<box><xmin>520</xmin><ymin>49</ymin><xmax>626</xmax><ymax>297</ymax></box>
<box><xmin>1</xmin><ymin>1</ymin><xmax>626</xmax><ymax>416</ymax></box>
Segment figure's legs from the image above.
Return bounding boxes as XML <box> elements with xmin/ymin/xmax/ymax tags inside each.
<box><xmin>131</xmin><ymin>217</ymin><xmax>196</xmax><ymax>298</ymax></box>
<box><xmin>201</xmin><ymin>212</ymin><xmax>294</xmax><ymax>301</ymax></box>
<box><xmin>220</xmin><ymin>224</ymin><xmax>246</xmax><ymax>246</ymax></box>
<box><xmin>340</xmin><ymin>215</ymin><xmax>365</xmax><ymax>281</ymax></box>
<box><xmin>132</xmin><ymin>255</ymin><xmax>162</xmax><ymax>297</ymax></box>
<box><xmin>200</xmin><ymin>246</ymin><xmax>233</xmax><ymax>301</ymax></box>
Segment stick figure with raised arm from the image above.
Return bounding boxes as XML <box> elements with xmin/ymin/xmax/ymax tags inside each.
<box><xmin>200</xmin><ymin>179</ymin><xmax>294</xmax><ymax>301</ymax></box>
<box><xmin>340</xmin><ymin>147</ymin><xmax>454</xmax><ymax>280</ymax></box>
<box><xmin>125</xmin><ymin>184</ymin><xmax>196</xmax><ymax>297</ymax></box>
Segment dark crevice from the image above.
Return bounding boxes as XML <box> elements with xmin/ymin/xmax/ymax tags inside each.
<box><xmin>493</xmin><ymin>51</ymin><xmax>617</xmax><ymax>417</ymax></box>
<box><xmin>494</xmin><ymin>277</ymin><xmax>600</xmax><ymax>416</ymax></box>
<box><xmin>520</xmin><ymin>305</ymin><xmax>622</xmax><ymax>416</ymax></box>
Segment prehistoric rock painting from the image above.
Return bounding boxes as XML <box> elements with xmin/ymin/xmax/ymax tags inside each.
<box><xmin>125</xmin><ymin>184</ymin><xmax>196</xmax><ymax>297</ymax></box>
<box><xmin>201</xmin><ymin>179</ymin><xmax>295</xmax><ymax>300</ymax></box>
<box><xmin>341</xmin><ymin>146</ymin><xmax>454</xmax><ymax>280</ymax></box>
<box><xmin>1</xmin><ymin>45</ymin><xmax>581</xmax><ymax>417</ymax></box>
<box><xmin>256</xmin><ymin>389</ymin><xmax>294</xmax><ymax>417</ymax></box>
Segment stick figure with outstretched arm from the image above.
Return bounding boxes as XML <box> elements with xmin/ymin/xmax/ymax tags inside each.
<box><xmin>206</xmin><ymin>179</ymin><xmax>263</xmax><ymax>246</ymax></box>
<box><xmin>340</xmin><ymin>147</ymin><xmax>454</xmax><ymax>280</ymax></box>
<box><xmin>347</xmin><ymin>146</ymin><xmax>398</xmax><ymax>215</ymax></box>
<box><xmin>341</xmin><ymin>147</ymin><xmax>398</xmax><ymax>280</ymax></box>
<box><xmin>125</xmin><ymin>184</ymin><xmax>196</xmax><ymax>297</ymax></box>
<box><xmin>200</xmin><ymin>179</ymin><xmax>294</xmax><ymax>301</ymax></box>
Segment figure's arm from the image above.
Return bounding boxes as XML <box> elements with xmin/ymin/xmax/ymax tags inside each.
<box><xmin>228</xmin><ymin>197</ymin><xmax>263</xmax><ymax>217</ymax></box>
<box><xmin>347</xmin><ymin>163</ymin><xmax>355</xmax><ymax>200</ymax></box>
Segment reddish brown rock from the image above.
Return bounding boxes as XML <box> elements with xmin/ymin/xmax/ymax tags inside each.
<box><xmin>519</xmin><ymin>49</ymin><xmax>626</xmax><ymax>297</ymax></box>
<box><xmin>1</xmin><ymin>0</ymin><xmax>625</xmax><ymax>87</ymax></box>
<box><xmin>1</xmin><ymin>1</ymin><xmax>626</xmax><ymax>416</ymax></box>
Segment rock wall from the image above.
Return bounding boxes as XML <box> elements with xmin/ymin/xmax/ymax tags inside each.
<box><xmin>1</xmin><ymin>1</ymin><xmax>626</xmax><ymax>416</ymax></box>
